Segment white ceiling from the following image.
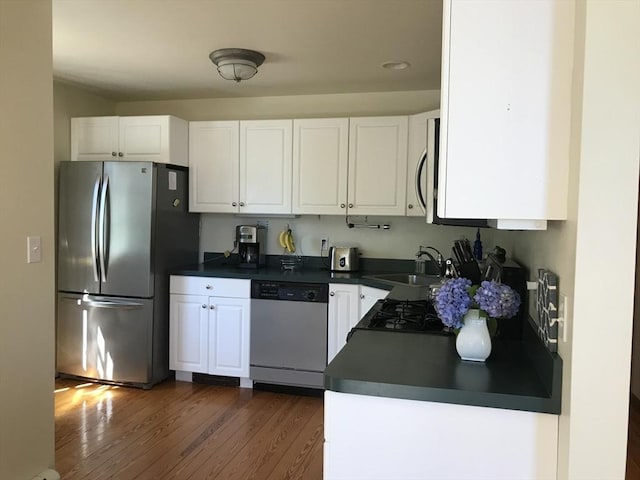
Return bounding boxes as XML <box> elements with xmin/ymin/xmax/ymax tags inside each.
<box><xmin>52</xmin><ymin>0</ymin><xmax>443</xmax><ymax>101</ymax></box>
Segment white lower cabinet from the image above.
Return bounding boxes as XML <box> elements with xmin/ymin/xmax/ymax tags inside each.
<box><xmin>327</xmin><ymin>284</ymin><xmax>388</xmax><ymax>363</ymax></box>
<box><xmin>169</xmin><ymin>276</ymin><xmax>250</xmax><ymax>379</ymax></box>
<box><xmin>324</xmin><ymin>391</ymin><xmax>558</xmax><ymax>480</ymax></box>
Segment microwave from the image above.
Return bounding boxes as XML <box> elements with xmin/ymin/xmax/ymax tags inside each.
<box><xmin>416</xmin><ymin>117</ymin><xmax>488</xmax><ymax>227</ymax></box>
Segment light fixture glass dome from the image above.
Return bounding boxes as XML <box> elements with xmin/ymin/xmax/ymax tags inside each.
<box><xmin>209</xmin><ymin>48</ymin><xmax>265</xmax><ymax>83</ymax></box>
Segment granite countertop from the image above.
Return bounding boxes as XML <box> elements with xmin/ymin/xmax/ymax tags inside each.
<box><xmin>324</xmin><ymin>321</ymin><xmax>562</xmax><ymax>414</ymax></box>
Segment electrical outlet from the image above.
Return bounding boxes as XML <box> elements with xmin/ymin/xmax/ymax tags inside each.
<box><xmin>320</xmin><ymin>237</ymin><xmax>329</xmax><ymax>252</ymax></box>
<box><xmin>558</xmin><ymin>293</ymin><xmax>569</xmax><ymax>343</ymax></box>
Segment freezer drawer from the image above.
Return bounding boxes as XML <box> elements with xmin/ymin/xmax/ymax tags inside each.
<box><xmin>57</xmin><ymin>293</ymin><xmax>154</xmax><ymax>385</ymax></box>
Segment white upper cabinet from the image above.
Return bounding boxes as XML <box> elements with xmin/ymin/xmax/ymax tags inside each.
<box><xmin>240</xmin><ymin>120</ymin><xmax>293</xmax><ymax>215</ymax></box>
<box><xmin>438</xmin><ymin>0</ymin><xmax>574</xmax><ymax>229</ymax></box>
<box><xmin>292</xmin><ymin>118</ymin><xmax>349</xmax><ymax>215</ymax></box>
<box><xmin>348</xmin><ymin>116</ymin><xmax>408</xmax><ymax>216</ymax></box>
<box><xmin>71</xmin><ymin>115</ymin><xmax>188</xmax><ymax>166</ymax></box>
<box><xmin>189</xmin><ymin>121</ymin><xmax>240</xmax><ymax>213</ymax></box>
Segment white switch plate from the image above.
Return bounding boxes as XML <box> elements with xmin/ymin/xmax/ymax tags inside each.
<box><xmin>27</xmin><ymin>236</ymin><xmax>41</xmax><ymax>263</ymax></box>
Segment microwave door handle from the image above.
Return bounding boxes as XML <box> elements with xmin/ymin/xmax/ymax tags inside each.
<box><xmin>415</xmin><ymin>148</ymin><xmax>427</xmax><ymax>213</ymax></box>
<box><xmin>90</xmin><ymin>175</ymin><xmax>101</xmax><ymax>282</ymax></box>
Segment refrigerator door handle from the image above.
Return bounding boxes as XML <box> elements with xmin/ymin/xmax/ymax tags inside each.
<box><xmin>98</xmin><ymin>175</ymin><xmax>109</xmax><ymax>283</ymax></box>
<box><xmin>91</xmin><ymin>175</ymin><xmax>101</xmax><ymax>282</ymax></box>
<box><xmin>415</xmin><ymin>148</ymin><xmax>427</xmax><ymax>214</ymax></box>
<box><xmin>59</xmin><ymin>295</ymin><xmax>145</xmax><ymax>310</ymax></box>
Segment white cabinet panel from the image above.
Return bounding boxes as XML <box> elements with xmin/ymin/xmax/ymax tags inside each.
<box><xmin>240</xmin><ymin>120</ymin><xmax>293</xmax><ymax>214</ymax></box>
<box><xmin>327</xmin><ymin>283</ymin><xmax>360</xmax><ymax>363</ymax></box>
<box><xmin>189</xmin><ymin>121</ymin><xmax>240</xmax><ymax>213</ymax></box>
<box><xmin>208</xmin><ymin>298</ymin><xmax>250</xmax><ymax>377</ymax></box>
<box><xmin>292</xmin><ymin>118</ymin><xmax>349</xmax><ymax>215</ymax></box>
<box><xmin>71</xmin><ymin>116</ymin><xmax>119</xmax><ymax>161</ymax></box>
<box><xmin>439</xmin><ymin>0</ymin><xmax>573</xmax><ymax>225</ymax></box>
<box><xmin>71</xmin><ymin>115</ymin><xmax>188</xmax><ymax>166</ymax></box>
<box><xmin>169</xmin><ymin>294</ymin><xmax>209</xmax><ymax>373</ymax></box>
<box><xmin>325</xmin><ymin>391</ymin><xmax>558</xmax><ymax>480</ymax></box>
<box><xmin>348</xmin><ymin>116</ymin><xmax>408</xmax><ymax>216</ymax></box>
<box><xmin>169</xmin><ymin>277</ymin><xmax>251</xmax><ymax>379</ymax></box>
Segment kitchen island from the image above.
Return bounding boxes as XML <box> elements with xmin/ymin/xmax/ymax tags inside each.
<box><xmin>323</xmin><ymin>316</ymin><xmax>562</xmax><ymax>480</ymax></box>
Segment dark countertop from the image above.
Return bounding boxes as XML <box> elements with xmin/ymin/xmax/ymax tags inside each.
<box><xmin>171</xmin><ymin>253</ymin><xmax>562</xmax><ymax>414</ymax></box>
<box><xmin>324</xmin><ymin>320</ymin><xmax>562</xmax><ymax>414</ymax></box>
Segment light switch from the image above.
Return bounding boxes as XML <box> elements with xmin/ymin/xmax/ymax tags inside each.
<box><xmin>27</xmin><ymin>236</ymin><xmax>41</xmax><ymax>263</ymax></box>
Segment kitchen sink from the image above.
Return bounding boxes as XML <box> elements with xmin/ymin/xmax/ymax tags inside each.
<box><xmin>364</xmin><ymin>273</ymin><xmax>439</xmax><ymax>287</ymax></box>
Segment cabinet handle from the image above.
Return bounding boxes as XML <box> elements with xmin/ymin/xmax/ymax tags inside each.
<box><xmin>201</xmin><ymin>304</ymin><xmax>207</xmax><ymax>309</ymax></box>
<box><xmin>330</xmin><ymin>292</ymin><xmax>335</xmax><ymax>296</ymax></box>
<box><xmin>118</xmin><ymin>152</ymin><xmax>123</xmax><ymax>157</ymax></box>
<box><xmin>206</xmin><ymin>285</ymin><xmax>213</xmax><ymax>289</ymax></box>
<box><xmin>408</xmin><ymin>204</ymin><xmax>414</xmax><ymax>209</ymax></box>
<box><xmin>340</xmin><ymin>203</ymin><xmax>346</xmax><ymax>209</ymax></box>
<box><xmin>111</xmin><ymin>152</ymin><xmax>117</xmax><ymax>157</ymax></box>
<box><xmin>348</xmin><ymin>203</ymin><xmax>354</xmax><ymax>208</ymax></box>
<box><xmin>239</xmin><ymin>202</ymin><xmax>245</xmax><ymax>207</ymax></box>
<box><xmin>232</xmin><ymin>202</ymin><xmax>237</xmax><ymax>207</ymax></box>
<box><xmin>209</xmin><ymin>305</ymin><xmax>215</xmax><ymax>310</ymax></box>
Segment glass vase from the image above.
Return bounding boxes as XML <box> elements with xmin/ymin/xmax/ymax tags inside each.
<box><xmin>456</xmin><ymin>309</ymin><xmax>492</xmax><ymax>362</ymax></box>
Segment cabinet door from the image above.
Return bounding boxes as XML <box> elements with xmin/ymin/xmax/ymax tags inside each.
<box><xmin>71</xmin><ymin>116</ymin><xmax>119</xmax><ymax>161</ymax></box>
<box><xmin>208</xmin><ymin>297</ymin><xmax>250</xmax><ymax>377</ymax></box>
<box><xmin>240</xmin><ymin>120</ymin><xmax>293</xmax><ymax>214</ymax></box>
<box><xmin>439</xmin><ymin>0</ymin><xmax>573</xmax><ymax>223</ymax></box>
<box><xmin>119</xmin><ymin>115</ymin><xmax>187</xmax><ymax>165</ymax></box>
<box><xmin>169</xmin><ymin>294</ymin><xmax>209</xmax><ymax>373</ymax></box>
<box><xmin>327</xmin><ymin>284</ymin><xmax>360</xmax><ymax>363</ymax></box>
<box><xmin>348</xmin><ymin>116</ymin><xmax>408</xmax><ymax>216</ymax></box>
<box><xmin>189</xmin><ymin>121</ymin><xmax>240</xmax><ymax>213</ymax></box>
<box><xmin>359</xmin><ymin>286</ymin><xmax>388</xmax><ymax>320</ymax></box>
<box><xmin>292</xmin><ymin>118</ymin><xmax>349</xmax><ymax>215</ymax></box>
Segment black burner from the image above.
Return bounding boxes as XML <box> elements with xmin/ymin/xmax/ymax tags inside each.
<box><xmin>355</xmin><ymin>299</ymin><xmax>451</xmax><ymax>335</ymax></box>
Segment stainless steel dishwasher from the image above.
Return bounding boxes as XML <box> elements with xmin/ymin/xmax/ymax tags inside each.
<box><xmin>250</xmin><ymin>280</ymin><xmax>329</xmax><ymax>388</ymax></box>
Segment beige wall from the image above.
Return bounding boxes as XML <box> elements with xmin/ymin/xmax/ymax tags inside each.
<box><xmin>115</xmin><ymin>89</ymin><xmax>440</xmax><ymax>120</ymax></box>
<box><xmin>499</xmin><ymin>1</ymin><xmax>640</xmax><ymax>478</ymax></box>
<box><xmin>54</xmin><ymin>80</ymin><xmax>116</xmax><ymax>163</ymax></box>
<box><xmin>0</xmin><ymin>0</ymin><xmax>56</xmax><ymax>478</ymax></box>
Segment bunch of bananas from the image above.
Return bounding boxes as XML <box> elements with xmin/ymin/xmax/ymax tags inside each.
<box><xmin>278</xmin><ymin>228</ymin><xmax>296</xmax><ymax>253</ymax></box>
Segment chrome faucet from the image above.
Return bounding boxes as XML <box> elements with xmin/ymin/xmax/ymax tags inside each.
<box><xmin>415</xmin><ymin>246</ymin><xmax>444</xmax><ymax>276</ymax></box>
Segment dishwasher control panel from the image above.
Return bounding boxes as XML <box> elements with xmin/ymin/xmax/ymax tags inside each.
<box><xmin>251</xmin><ymin>280</ymin><xmax>328</xmax><ymax>303</ymax></box>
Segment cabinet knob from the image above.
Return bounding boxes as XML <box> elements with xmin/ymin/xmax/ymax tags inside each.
<box><xmin>209</xmin><ymin>305</ymin><xmax>215</xmax><ymax>310</ymax></box>
<box><xmin>111</xmin><ymin>152</ymin><xmax>117</xmax><ymax>157</ymax></box>
<box><xmin>232</xmin><ymin>202</ymin><xmax>237</xmax><ymax>207</ymax></box>
<box><xmin>118</xmin><ymin>152</ymin><xmax>123</xmax><ymax>157</ymax></box>
<box><xmin>239</xmin><ymin>202</ymin><xmax>245</xmax><ymax>207</ymax></box>
<box><xmin>408</xmin><ymin>204</ymin><xmax>414</xmax><ymax>209</ymax></box>
<box><xmin>340</xmin><ymin>203</ymin><xmax>346</xmax><ymax>209</ymax></box>
<box><xmin>206</xmin><ymin>285</ymin><xmax>213</xmax><ymax>289</ymax></box>
<box><xmin>201</xmin><ymin>304</ymin><xmax>207</xmax><ymax>309</ymax></box>
<box><xmin>330</xmin><ymin>292</ymin><xmax>335</xmax><ymax>296</ymax></box>
<box><xmin>348</xmin><ymin>203</ymin><xmax>354</xmax><ymax>208</ymax></box>
<box><xmin>360</xmin><ymin>294</ymin><xmax>365</xmax><ymax>299</ymax></box>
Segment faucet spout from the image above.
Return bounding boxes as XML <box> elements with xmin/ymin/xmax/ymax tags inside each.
<box><xmin>415</xmin><ymin>245</ymin><xmax>442</xmax><ymax>276</ymax></box>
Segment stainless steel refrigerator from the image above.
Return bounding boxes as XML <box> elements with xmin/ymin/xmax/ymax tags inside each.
<box><xmin>57</xmin><ymin>161</ymin><xmax>199</xmax><ymax>388</ymax></box>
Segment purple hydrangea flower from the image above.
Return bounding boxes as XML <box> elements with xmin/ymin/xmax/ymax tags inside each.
<box><xmin>434</xmin><ymin>277</ymin><xmax>472</xmax><ymax>328</ymax></box>
<box><xmin>474</xmin><ymin>280</ymin><xmax>521</xmax><ymax>319</ymax></box>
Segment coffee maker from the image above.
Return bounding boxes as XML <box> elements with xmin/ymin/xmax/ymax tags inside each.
<box><xmin>236</xmin><ymin>225</ymin><xmax>266</xmax><ymax>268</ymax></box>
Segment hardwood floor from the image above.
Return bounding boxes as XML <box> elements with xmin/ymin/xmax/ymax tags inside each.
<box><xmin>628</xmin><ymin>395</ymin><xmax>640</xmax><ymax>479</ymax></box>
<box><xmin>55</xmin><ymin>378</ymin><xmax>324</xmax><ymax>480</ymax></box>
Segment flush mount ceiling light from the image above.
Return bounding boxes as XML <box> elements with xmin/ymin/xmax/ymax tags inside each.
<box><xmin>381</xmin><ymin>61</ymin><xmax>411</xmax><ymax>70</ymax></box>
<box><xmin>209</xmin><ymin>48</ymin><xmax>266</xmax><ymax>82</ymax></box>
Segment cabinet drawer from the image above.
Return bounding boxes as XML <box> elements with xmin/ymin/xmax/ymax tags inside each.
<box><xmin>170</xmin><ymin>276</ymin><xmax>250</xmax><ymax>298</ymax></box>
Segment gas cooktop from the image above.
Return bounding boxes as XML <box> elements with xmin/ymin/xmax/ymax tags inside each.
<box><xmin>351</xmin><ymin>298</ymin><xmax>452</xmax><ymax>337</ymax></box>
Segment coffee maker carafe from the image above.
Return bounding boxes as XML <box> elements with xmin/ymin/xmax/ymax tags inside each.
<box><xmin>236</xmin><ymin>225</ymin><xmax>266</xmax><ymax>268</ymax></box>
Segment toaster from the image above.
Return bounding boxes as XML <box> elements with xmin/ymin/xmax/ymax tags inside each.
<box><xmin>329</xmin><ymin>247</ymin><xmax>359</xmax><ymax>272</ymax></box>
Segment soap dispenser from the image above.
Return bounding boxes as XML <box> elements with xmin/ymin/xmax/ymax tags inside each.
<box><xmin>473</xmin><ymin>228</ymin><xmax>483</xmax><ymax>261</ymax></box>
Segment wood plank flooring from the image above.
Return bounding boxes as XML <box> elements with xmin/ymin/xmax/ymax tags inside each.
<box><xmin>55</xmin><ymin>378</ymin><xmax>324</xmax><ymax>480</ymax></box>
